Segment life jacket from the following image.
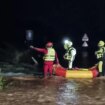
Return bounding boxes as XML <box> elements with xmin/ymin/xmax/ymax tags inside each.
<box><xmin>43</xmin><ymin>48</ymin><xmax>55</xmax><ymax>61</ymax></box>
<box><xmin>95</xmin><ymin>47</ymin><xmax>105</xmax><ymax>59</ymax></box>
<box><xmin>64</xmin><ymin>47</ymin><xmax>76</xmax><ymax>60</ymax></box>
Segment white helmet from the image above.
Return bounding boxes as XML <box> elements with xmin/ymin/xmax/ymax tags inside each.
<box><xmin>68</xmin><ymin>41</ymin><xmax>73</xmax><ymax>47</ymax></box>
<box><xmin>64</xmin><ymin>40</ymin><xmax>73</xmax><ymax>46</ymax></box>
<box><xmin>64</xmin><ymin>40</ymin><xmax>73</xmax><ymax>49</ymax></box>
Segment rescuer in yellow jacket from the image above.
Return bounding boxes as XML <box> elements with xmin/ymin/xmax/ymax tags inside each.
<box><xmin>30</xmin><ymin>42</ymin><xmax>59</xmax><ymax>78</ymax></box>
<box><xmin>95</xmin><ymin>40</ymin><xmax>105</xmax><ymax>76</ymax></box>
<box><xmin>63</xmin><ymin>40</ymin><xmax>76</xmax><ymax>69</ymax></box>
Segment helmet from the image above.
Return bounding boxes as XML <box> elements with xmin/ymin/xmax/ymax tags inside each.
<box><xmin>68</xmin><ymin>41</ymin><xmax>73</xmax><ymax>47</ymax></box>
<box><xmin>64</xmin><ymin>40</ymin><xmax>73</xmax><ymax>46</ymax></box>
<box><xmin>98</xmin><ymin>40</ymin><xmax>104</xmax><ymax>47</ymax></box>
<box><xmin>46</xmin><ymin>42</ymin><xmax>53</xmax><ymax>47</ymax></box>
<box><xmin>64</xmin><ymin>40</ymin><xmax>73</xmax><ymax>49</ymax></box>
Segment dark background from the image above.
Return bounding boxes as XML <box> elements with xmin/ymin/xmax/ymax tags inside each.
<box><xmin>0</xmin><ymin>0</ymin><xmax>105</xmax><ymax>67</ymax></box>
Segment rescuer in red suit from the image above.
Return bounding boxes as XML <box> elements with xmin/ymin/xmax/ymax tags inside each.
<box><xmin>30</xmin><ymin>42</ymin><xmax>59</xmax><ymax>79</ymax></box>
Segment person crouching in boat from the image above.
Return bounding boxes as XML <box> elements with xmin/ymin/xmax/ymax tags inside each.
<box><xmin>30</xmin><ymin>42</ymin><xmax>59</xmax><ymax>79</ymax></box>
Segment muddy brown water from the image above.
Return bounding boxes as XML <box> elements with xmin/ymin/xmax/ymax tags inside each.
<box><xmin>0</xmin><ymin>76</ymin><xmax>105</xmax><ymax>105</ymax></box>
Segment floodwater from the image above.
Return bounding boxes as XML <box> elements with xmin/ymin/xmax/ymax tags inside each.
<box><xmin>0</xmin><ymin>76</ymin><xmax>105</xmax><ymax>105</ymax></box>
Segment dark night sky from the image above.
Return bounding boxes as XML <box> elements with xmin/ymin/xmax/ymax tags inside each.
<box><xmin>1</xmin><ymin>0</ymin><xmax>105</xmax><ymax>67</ymax></box>
<box><xmin>1</xmin><ymin>0</ymin><xmax>105</xmax><ymax>48</ymax></box>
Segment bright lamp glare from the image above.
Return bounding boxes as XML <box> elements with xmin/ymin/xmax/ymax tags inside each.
<box><xmin>26</xmin><ymin>30</ymin><xmax>33</xmax><ymax>41</ymax></box>
<box><xmin>64</xmin><ymin>40</ymin><xmax>69</xmax><ymax>44</ymax></box>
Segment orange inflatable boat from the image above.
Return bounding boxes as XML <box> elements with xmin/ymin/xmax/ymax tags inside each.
<box><xmin>53</xmin><ymin>65</ymin><xmax>99</xmax><ymax>78</ymax></box>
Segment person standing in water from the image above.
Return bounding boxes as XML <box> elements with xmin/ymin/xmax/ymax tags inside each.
<box><xmin>30</xmin><ymin>42</ymin><xmax>59</xmax><ymax>79</ymax></box>
<box><xmin>95</xmin><ymin>40</ymin><xmax>105</xmax><ymax>76</ymax></box>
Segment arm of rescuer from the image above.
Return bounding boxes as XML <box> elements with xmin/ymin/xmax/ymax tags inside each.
<box><xmin>30</xmin><ymin>45</ymin><xmax>60</xmax><ymax>65</ymax></box>
<box><xmin>30</xmin><ymin>45</ymin><xmax>47</xmax><ymax>54</ymax></box>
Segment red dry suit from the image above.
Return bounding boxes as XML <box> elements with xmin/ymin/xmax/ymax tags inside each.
<box><xmin>32</xmin><ymin>47</ymin><xmax>59</xmax><ymax>78</ymax></box>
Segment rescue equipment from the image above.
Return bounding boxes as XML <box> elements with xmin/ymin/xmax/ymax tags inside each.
<box><xmin>53</xmin><ymin>65</ymin><xmax>98</xmax><ymax>78</ymax></box>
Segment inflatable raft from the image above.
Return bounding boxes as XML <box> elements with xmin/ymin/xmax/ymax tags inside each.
<box><xmin>53</xmin><ymin>65</ymin><xmax>99</xmax><ymax>78</ymax></box>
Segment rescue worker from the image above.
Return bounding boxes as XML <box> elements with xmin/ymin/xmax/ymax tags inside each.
<box><xmin>63</xmin><ymin>40</ymin><xmax>76</xmax><ymax>69</ymax></box>
<box><xmin>30</xmin><ymin>42</ymin><xmax>59</xmax><ymax>79</ymax></box>
<box><xmin>95</xmin><ymin>40</ymin><xmax>105</xmax><ymax>76</ymax></box>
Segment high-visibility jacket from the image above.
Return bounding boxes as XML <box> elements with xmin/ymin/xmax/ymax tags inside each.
<box><xmin>43</xmin><ymin>48</ymin><xmax>55</xmax><ymax>61</ymax></box>
<box><xmin>64</xmin><ymin>47</ymin><xmax>76</xmax><ymax>61</ymax></box>
<box><xmin>95</xmin><ymin>47</ymin><xmax>105</xmax><ymax>59</ymax></box>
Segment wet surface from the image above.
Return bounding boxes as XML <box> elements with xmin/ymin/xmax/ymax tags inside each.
<box><xmin>57</xmin><ymin>78</ymin><xmax>105</xmax><ymax>105</ymax></box>
<box><xmin>0</xmin><ymin>76</ymin><xmax>105</xmax><ymax>105</ymax></box>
